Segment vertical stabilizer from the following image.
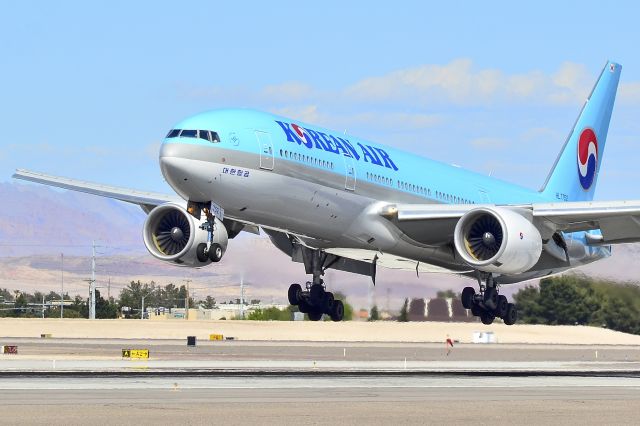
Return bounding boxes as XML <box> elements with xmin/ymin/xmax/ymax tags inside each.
<box><xmin>541</xmin><ymin>61</ymin><xmax>621</xmax><ymax>202</ymax></box>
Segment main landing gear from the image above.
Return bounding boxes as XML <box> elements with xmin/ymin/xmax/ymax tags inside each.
<box><xmin>461</xmin><ymin>273</ymin><xmax>518</xmax><ymax>325</ymax></box>
<box><xmin>287</xmin><ymin>250</ymin><xmax>344</xmax><ymax>321</ymax></box>
<box><xmin>288</xmin><ymin>280</ymin><xmax>344</xmax><ymax>322</ymax></box>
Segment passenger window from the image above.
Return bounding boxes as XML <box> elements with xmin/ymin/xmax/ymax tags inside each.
<box><xmin>180</xmin><ymin>130</ymin><xmax>197</xmax><ymax>138</ymax></box>
<box><xmin>167</xmin><ymin>129</ymin><xmax>181</xmax><ymax>138</ymax></box>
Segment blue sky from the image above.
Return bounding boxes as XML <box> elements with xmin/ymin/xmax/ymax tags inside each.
<box><xmin>3</xmin><ymin>1</ymin><xmax>640</xmax><ymax>200</ymax></box>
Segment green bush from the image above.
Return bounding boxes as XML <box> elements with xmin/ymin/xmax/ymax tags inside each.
<box><xmin>513</xmin><ymin>274</ymin><xmax>640</xmax><ymax>334</ymax></box>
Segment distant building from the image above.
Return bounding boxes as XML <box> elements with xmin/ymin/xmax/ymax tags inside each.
<box><xmin>147</xmin><ymin>302</ymin><xmax>290</xmax><ymax>321</ymax></box>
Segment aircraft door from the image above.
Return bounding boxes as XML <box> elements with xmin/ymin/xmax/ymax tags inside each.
<box><xmin>343</xmin><ymin>155</ymin><xmax>356</xmax><ymax>191</ymax></box>
<box><xmin>255</xmin><ymin>131</ymin><xmax>274</xmax><ymax>170</ymax></box>
<box><xmin>477</xmin><ymin>188</ymin><xmax>491</xmax><ymax>203</ymax></box>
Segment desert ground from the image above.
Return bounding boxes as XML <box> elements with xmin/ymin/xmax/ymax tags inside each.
<box><xmin>1</xmin><ymin>318</ymin><xmax>639</xmax><ymax>345</ymax></box>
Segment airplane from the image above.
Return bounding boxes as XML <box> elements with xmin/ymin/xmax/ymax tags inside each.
<box><xmin>14</xmin><ymin>60</ymin><xmax>638</xmax><ymax>325</ymax></box>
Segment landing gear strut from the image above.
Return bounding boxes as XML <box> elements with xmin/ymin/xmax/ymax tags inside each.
<box><xmin>287</xmin><ymin>250</ymin><xmax>344</xmax><ymax>321</ymax></box>
<box><xmin>195</xmin><ymin>209</ymin><xmax>223</xmax><ymax>263</ymax></box>
<box><xmin>461</xmin><ymin>273</ymin><xmax>518</xmax><ymax>325</ymax></box>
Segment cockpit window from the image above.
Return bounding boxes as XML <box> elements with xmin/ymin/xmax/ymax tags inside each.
<box><xmin>165</xmin><ymin>128</ymin><xmax>221</xmax><ymax>143</ymax></box>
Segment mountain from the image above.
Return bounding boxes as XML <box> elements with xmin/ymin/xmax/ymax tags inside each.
<box><xmin>0</xmin><ymin>182</ymin><xmax>145</xmax><ymax>256</ymax></box>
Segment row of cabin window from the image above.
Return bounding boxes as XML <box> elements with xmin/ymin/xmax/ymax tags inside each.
<box><xmin>366</xmin><ymin>172</ymin><xmax>393</xmax><ymax>186</ymax></box>
<box><xmin>166</xmin><ymin>129</ymin><xmax>221</xmax><ymax>143</ymax></box>
<box><xmin>397</xmin><ymin>180</ymin><xmax>475</xmax><ymax>205</ymax></box>
<box><xmin>435</xmin><ymin>190</ymin><xmax>475</xmax><ymax>205</ymax></box>
<box><xmin>279</xmin><ymin>149</ymin><xmax>335</xmax><ymax>170</ymax></box>
<box><xmin>398</xmin><ymin>180</ymin><xmax>431</xmax><ymax>197</ymax></box>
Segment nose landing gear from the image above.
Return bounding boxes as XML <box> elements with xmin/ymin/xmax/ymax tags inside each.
<box><xmin>195</xmin><ymin>210</ymin><xmax>224</xmax><ymax>263</ymax></box>
<box><xmin>461</xmin><ymin>273</ymin><xmax>518</xmax><ymax>325</ymax></box>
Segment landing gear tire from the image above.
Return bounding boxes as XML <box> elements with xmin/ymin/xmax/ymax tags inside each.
<box><xmin>323</xmin><ymin>292</ymin><xmax>335</xmax><ymax>313</ymax></box>
<box><xmin>470</xmin><ymin>303</ymin><xmax>483</xmax><ymax>317</ymax></box>
<box><xmin>310</xmin><ymin>284</ymin><xmax>324</xmax><ymax>305</ymax></box>
<box><xmin>288</xmin><ymin>283</ymin><xmax>302</xmax><ymax>306</ymax></box>
<box><xmin>480</xmin><ymin>312</ymin><xmax>495</xmax><ymax>325</ymax></box>
<box><xmin>308</xmin><ymin>310</ymin><xmax>323</xmax><ymax>321</ymax></box>
<box><xmin>494</xmin><ymin>295</ymin><xmax>509</xmax><ymax>318</ymax></box>
<box><xmin>484</xmin><ymin>287</ymin><xmax>498</xmax><ymax>311</ymax></box>
<box><xmin>208</xmin><ymin>243</ymin><xmax>223</xmax><ymax>262</ymax></box>
<box><xmin>503</xmin><ymin>303</ymin><xmax>518</xmax><ymax>325</ymax></box>
<box><xmin>464</xmin><ymin>273</ymin><xmax>519</xmax><ymax>325</ymax></box>
<box><xmin>461</xmin><ymin>287</ymin><xmax>475</xmax><ymax>309</ymax></box>
<box><xmin>298</xmin><ymin>299</ymin><xmax>311</xmax><ymax>314</ymax></box>
<box><xmin>330</xmin><ymin>300</ymin><xmax>344</xmax><ymax>322</ymax></box>
<box><xmin>196</xmin><ymin>243</ymin><xmax>208</xmax><ymax>263</ymax></box>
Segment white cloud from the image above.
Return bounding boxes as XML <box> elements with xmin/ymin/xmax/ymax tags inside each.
<box><xmin>270</xmin><ymin>105</ymin><xmax>325</xmax><ymax>124</ymax></box>
<box><xmin>181</xmin><ymin>59</ymin><xmax>640</xmax><ymax>111</ymax></box>
<box><xmin>343</xmin><ymin>59</ymin><xmax>596</xmax><ymax>106</ymax></box>
<box><xmin>181</xmin><ymin>59</ymin><xmax>639</xmax><ymax>111</ymax></box>
<box><xmin>505</xmin><ymin>71</ymin><xmax>546</xmax><ymax>99</ymax></box>
<box><xmin>619</xmin><ymin>82</ymin><xmax>640</xmax><ymax>105</ymax></box>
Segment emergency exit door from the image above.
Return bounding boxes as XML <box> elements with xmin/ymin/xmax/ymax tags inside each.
<box><xmin>344</xmin><ymin>155</ymin><xmax>356</xmax><ymax>191</ymax></box>
<box><xmin>255</xmin><ymin>131</ymin><xmax>274</xmax><ymax>170</ymax></box>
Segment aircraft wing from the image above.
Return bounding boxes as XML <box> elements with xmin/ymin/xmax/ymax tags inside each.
<box><xmin>12</xmin><ymin>168</ymin><xmax>181</xmax><ymax>213</ymax></box>
<box><xmin>531</xmin><ymin>201</ymin><xmax>640</xmax><ymax>243</ymax></box>
<box><xmin>12</xmin><ymin>169</ymin><xmax>261</xmax><ymax>235</ymax></box>
<box><xmin>381</xmin><ymin>200</ymin><xmax>640</xmax><ymax>245</ymax></box>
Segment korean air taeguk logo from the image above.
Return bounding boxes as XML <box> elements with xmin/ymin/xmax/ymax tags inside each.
<box><xmin>577</xmin><ymin>128</ymin><xmax>598</xmax><ymax>190</ymax></box>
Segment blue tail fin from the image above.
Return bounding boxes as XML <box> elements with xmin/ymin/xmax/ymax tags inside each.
<box><xmin>540</xmin><ymin>61</ymin><xmax>621</xmax><ymax>202</ymax></box>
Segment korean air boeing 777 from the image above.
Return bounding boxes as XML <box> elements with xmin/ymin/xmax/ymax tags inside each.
<box><xmin>14</xmin><ymin>61</ymin><xmax>638</xmax><ymax>324</ymax></box>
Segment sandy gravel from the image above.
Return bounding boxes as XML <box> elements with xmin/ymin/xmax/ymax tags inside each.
<box><xmin>1</xmin><ymin>318</ymin><xmax>639</xmax><ymax>345</ymax></box>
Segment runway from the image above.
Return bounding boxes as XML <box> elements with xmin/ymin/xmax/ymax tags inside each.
<box><xmin>1</xmin><ymin>373</ymin><xmax>639</xmax><ymax>425</ymax></box>
<box><xmin>2</xmin><ymin>338</ymin><xmax>640</xmax><ymax>374</ymax></box>
<box><xmin>1</xmin><ymin>337</ymin><xmax>640</xmax><ymax>424</ymax></box>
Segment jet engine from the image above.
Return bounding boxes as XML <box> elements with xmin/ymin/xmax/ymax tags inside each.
<box><xmin>453</xmin><ymin>207</ymin><xmax>542</xmax><ymax>274</ymax></box>
<box><xmin>142</xmin><ymin>203</ymin><xmax>228</xmax><ymax>267</ymax></box>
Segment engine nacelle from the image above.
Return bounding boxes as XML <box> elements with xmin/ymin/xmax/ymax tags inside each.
<box><xmin>453</xmin><ymin>207</ymin><xmax>542</xmax><ymax>274</ymax></box>
<box><xmin>142</xmin><ymin>203</ymin><xmax>228</xmax><ymax>267</ymax></box>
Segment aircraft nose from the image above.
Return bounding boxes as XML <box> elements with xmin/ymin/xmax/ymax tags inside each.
<box><xmin>159</xmin><ymin>143</ymin><xmax>190</xmax><ymax>180</ymax></box>
<box><xmin>159</xmin><ymin>143</ymin><xmax>207</xmax><ymax>200</ymax></box>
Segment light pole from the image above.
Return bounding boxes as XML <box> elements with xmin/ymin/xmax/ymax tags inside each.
<box><xmin>183</xmin><ymin>279</ymin><xmax>192</xmax><ymax>320</ymax></box>
<box><xmin>60</xmin><ymin>253</ymin><xmax>64</xmax><ymax>319</ymax></box>
<box><xmin>140</xmin><ymin>289</ymin><xmax>155</xmax><ymax>320</ymax></box>
<box><xmin>141</xmin><ymin>293</ymin><xmax>147</xmax><ymax>320</ymax></box>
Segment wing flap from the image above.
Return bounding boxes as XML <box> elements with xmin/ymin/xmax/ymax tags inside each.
<box><xmin>532</xmin><ymin>200</ymin><xmax>640</xmax><ymax>243</ymax></box>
